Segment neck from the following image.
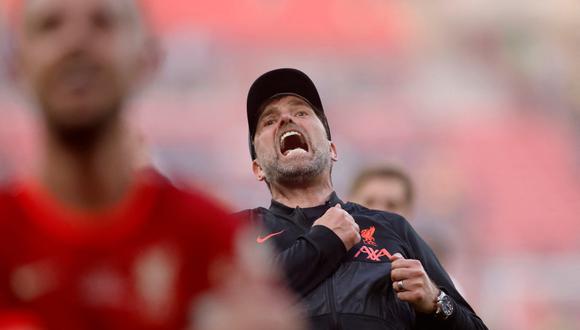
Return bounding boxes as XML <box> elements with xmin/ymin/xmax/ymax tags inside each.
<box><xmin>269</xmin><ymin>173</ymin><xmax>334</xmax><ymax>208</ymax></box>
<box><xmin>38</xmin><ymin>118</ymin><xmax>135</xmax><ymax>211</ymax></box>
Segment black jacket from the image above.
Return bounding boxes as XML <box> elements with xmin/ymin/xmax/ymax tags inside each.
<box><xmin>239</xmin><ymin>192</ymin><xmax>487</xmax><ymax>330</ymax></box>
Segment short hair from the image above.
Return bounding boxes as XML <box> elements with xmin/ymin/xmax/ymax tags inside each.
<box><xmin>349</xmin><ymin>165</ymin><xmax>415</xmax><ymax>207</ymax></box>
<box><xmin>4</xmin><ymin>0</ymin><xmax>152</xmax><ymax>35</ymax></box>
<box><xmin>1</xmin><ymin>0</ymin><xmax>155</xmax><ymax>80</ymax></box>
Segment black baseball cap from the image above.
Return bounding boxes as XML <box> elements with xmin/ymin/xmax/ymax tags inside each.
<box><xmin>246</xmin><ymin>68</ymin><xmax>332</xmax><ymax>160</ymax></box>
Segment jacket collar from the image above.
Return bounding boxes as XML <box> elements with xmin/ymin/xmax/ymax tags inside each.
<box><xmin>268</xmin><ymin>191</ymin><xmax>344</xmax><ymax>217</ymax></box>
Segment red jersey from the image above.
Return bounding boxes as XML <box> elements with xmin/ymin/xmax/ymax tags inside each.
<box><xmin>0</xmin><ymin>170</ymin><xmax>240</xmax><ymax>329</ymax></box>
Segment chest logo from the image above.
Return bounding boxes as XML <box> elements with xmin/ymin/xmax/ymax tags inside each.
<box><xmin>354</xmin><ymin>226</ymin><xmax>393</xmax><ymax>262</ymax></box>
<box><xmin>256</xmin><ymin>230</ymin><xmax>285</xmax><ymax>244</ymax></box>
<box><xmin>354</xmin><ymin>246</ymin><xmax>393</xmax><ymax>261</ymax></box>
<box><xmin>360</xmin><ymin>226</ymin><xmax>377</xmax><ymax>246</ymax></box>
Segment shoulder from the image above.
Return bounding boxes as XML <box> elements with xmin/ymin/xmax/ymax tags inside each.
<box><xmin>0</xmin><ymin>186</ymin><xmax>8</xmax><ymax>222</ymax></box>
<box><xmin>154</xmin><ymin>175</ymin><xmax>229</xmax><ymax>218</ymax></box>
<box><xmin>147</xmin><ymin>175</ymin><xmax>242</xmax><ymax>234</ymax></box>
<box><xmin>346</xmin><ymin>201</ymin><xmax>412</xmax><ymax>232</ymax></box>
<box><xmin>232</xmin><ymin>207</ymin><xmax>269</xmax><ymax>225</ymax></box>
<box><xmin>0</xmin><ymin>184</ymin><xmax>29</xmax><ymax>238</ymax></box>
<box><xmin>0</xmin><ymin>183</ymin><xmax>20</xmax><ymax>224</ymax></box>
<box><xmin>346</xmin><ymin>201</ymin><xmax>406</xmax><ymax>223</ymax></box>
<box><xmin>152</xmin><ymin>178</ymin><xmax>245</xmax><ymax>253</ymax></box>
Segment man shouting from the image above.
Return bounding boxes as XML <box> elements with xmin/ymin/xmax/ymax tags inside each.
<box><xmin>239</xmin><ymin>68</ymin><xmax>487</xmax><ymax>329</ymax></box>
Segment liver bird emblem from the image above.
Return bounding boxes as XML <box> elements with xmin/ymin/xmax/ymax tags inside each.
<box><xmin>360</xmin><ymin>226</ymin><xmax>377</xmax><ymax>246</ymax></box>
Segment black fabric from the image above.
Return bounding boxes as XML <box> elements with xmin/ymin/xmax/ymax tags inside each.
<box><xmin>238</xmin><ymin>192</ymin><xmax>488</xmax><ymax>329</ymax></box>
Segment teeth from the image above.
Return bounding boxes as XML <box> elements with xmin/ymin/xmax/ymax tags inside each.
<box><xmin>280</xmin><ymin>131</ymin><xmax>300</xmax><ymax>144</ymax></box>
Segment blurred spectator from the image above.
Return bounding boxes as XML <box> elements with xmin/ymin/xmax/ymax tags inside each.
<box><xmin>348</xmin><ymin>164</ymin><xmax>465</xmax><ymax>294</ymax></box>
<box><xmin>349</xmin><ymin>165</ymin><xmax>414</xmax><ymax>219</ymax></box>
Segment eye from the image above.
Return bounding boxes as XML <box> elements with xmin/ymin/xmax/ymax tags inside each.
<box><xmin>92</xmin><ymin>11</ymin><xmax>116</xmax><ymax>31</ymax></box>
<box><xmin>295</xmin><ymin>110</ymin><xmax>308</xmax><ymax>117</ymax></box>
<box><xmin>34</xmin><ymin>14</ymin><xmax>62</xmax><ymax>34</ymax></box>
<box><xmin>262</xmin><ymin>118</ymin><xmax>276</xmax><ymax>127</ymax></box>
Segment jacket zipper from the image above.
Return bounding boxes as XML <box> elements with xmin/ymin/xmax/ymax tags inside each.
<box><xmin>326</xmin><ymin>276</ymin><xmax>341</xmax><ymax>330</ymax></box>
<box><xmin>295</xmin><ymin>206</ymin><xmax>342</xmax><ymax>330</ymax></box>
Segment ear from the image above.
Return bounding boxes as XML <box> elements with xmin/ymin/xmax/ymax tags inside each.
<box><xmin>144</xmin><ymin>36</ymin><xmax>162</xmax><ymax>73</ymax></box>
<box><xmin>135</xmin><ymin>35</ymin><xmax>162</xmax><ymax>85</ymax></box>
<box><xmin>5</xmin><ymin>36</ymin><xmax>24</xmax><ymax>86</ymax></box>
<box><xmin>330</xmin><ymin>141</ymin><xmax>338</xmax><ymax>162</ymax></box>
<box><xmin>252</xmin><ymin>159</ymin><xmax>266</xmax><ymax>182</ymax></box>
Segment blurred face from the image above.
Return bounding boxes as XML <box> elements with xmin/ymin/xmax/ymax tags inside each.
<box><xmin>252</xmin><ymin>95</ymin><xmax>337</xmax><ymax>186</ymax></box>
<box><xmin>15</xmin><ymin>0</ymin><xmax>151</xmax><ymax>134</ymax></box>
<box><xmin>350</xmin><ymin>176</ymin><xmax>412</xmax><ymax>218</ymax></box>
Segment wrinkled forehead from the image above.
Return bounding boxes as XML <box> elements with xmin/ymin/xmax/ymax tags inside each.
<box><xmin>7</xmin><ymin>0</ymin><xmax>145</xmax><ymax>31</ymax></box>
<box><xmin>259</xmin><ymin>94</ymin><xmax>315</xmax><ymax>119</ymax></box>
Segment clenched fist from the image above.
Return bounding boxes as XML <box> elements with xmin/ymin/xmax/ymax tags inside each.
<box><xmin>390</xmin><ymin>253</ymin><xmax>440</xmax><ymax>314</ymax></box>
<box><xmin>313</xmin><ymin>204</ymin><xmax>361</xmax><ymax>251</ymax></box>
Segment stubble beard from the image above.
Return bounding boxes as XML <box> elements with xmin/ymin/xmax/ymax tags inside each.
<box><xmin>38</xmin><ymin>73</ymin><xmax>125</xmax><ymax>152</ymax></box>
<box><xmin>259</xmin><ymin>144</ymin><xmax>332</xmax><ymax>187</ymax></box>
<box><xmin>42</xmin><ymin>100</ymin><xmax>123</xmax><ymax>152</ymax></box>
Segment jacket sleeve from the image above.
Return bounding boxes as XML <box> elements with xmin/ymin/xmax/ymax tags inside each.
<box><xmin>392</xmin><ymin>215</ymin><xmax>488</xmax><ymax>330</ymax></box>
<box><xmin>235</xmin><ymin>209</ymin><xmax>347</xmax><ymax>296</ymax></box>
<box><xmin>275</xmin><ymin>225</ymin><xmax>347</xmax><ymax>296</ymax></box>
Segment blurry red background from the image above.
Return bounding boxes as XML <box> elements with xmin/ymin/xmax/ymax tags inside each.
<box><xmin>1</xmin><ymin>1</ymin><xmax>579</xmax><ymax>329</ymax></box>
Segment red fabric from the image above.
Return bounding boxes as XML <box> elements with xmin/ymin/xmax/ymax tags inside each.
<box><xmin>0</xmin><ymin>311</ymin><xmax>43</xmax><ymax>329</ymax></box>
<box><xmin>0</xmin><ymin>170</ymin><xmax>240</xmax><ymax>329</ymax></box>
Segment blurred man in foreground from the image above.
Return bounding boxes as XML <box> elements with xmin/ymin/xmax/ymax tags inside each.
<box><xmin>0</xmin><ymin>1</ymin><xmax>302</xmax><ymax>329</ymax></box>
<box><xmin>239</xmin><ymin>68</ymin><xmax>487</xmax><ymax>329</ymax></box>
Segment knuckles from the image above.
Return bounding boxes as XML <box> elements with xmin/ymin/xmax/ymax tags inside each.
<box><xmin>410</xmin><ymin>268</ymin><xmax>424</xmax><ymax>278</ymax></box>
<box><xmin>413</xmin><ymin>291</ymin><xmax>424</xmax><ymax>301</ymax></box>
<box><xmin>410</xmin><ymin>259</ymin><xmax>422</xmax><ymax>267</ymax></box>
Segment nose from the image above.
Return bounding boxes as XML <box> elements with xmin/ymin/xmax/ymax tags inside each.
<box><xmin>278</xmin><ymin>112</ymin><xmax>294</xmax><ymax>127</ymax></box>
<box><xmin>59</xmin><ymin>19</ymin><xmax>94</xmax><ymax>54</ymax></box>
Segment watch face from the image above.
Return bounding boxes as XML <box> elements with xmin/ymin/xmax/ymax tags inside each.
<box><xmin>441</xmin><ymin>296</ymin><xmax>454</xmax><ymax>316</ymax></box>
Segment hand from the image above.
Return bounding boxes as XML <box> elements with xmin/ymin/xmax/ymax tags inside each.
<box><xmin>313</xmin><ymin>204</ymin><xmax>361</xmax><ymax>251</ymax></box>
<box><xmin>191</xmin><ymin>228</ymin><xmax>306</xmax><ymax>330</ymax></box>
<box><xmin>390</xmin><ymin>253</ymin><xmax>440</xmax><ymax>314</ymax></box>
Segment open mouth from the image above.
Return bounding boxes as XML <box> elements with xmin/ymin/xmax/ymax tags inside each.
<box><xmin>280</xmin><ymin>131</ymin><xmax>309</xmax><ymax>156</ymax></box>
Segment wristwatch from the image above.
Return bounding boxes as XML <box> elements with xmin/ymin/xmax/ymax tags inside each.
<box><xmin>434</xmin><ymin>290</ymin><xmax>454</xmax><ymax>320</ymax></box>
